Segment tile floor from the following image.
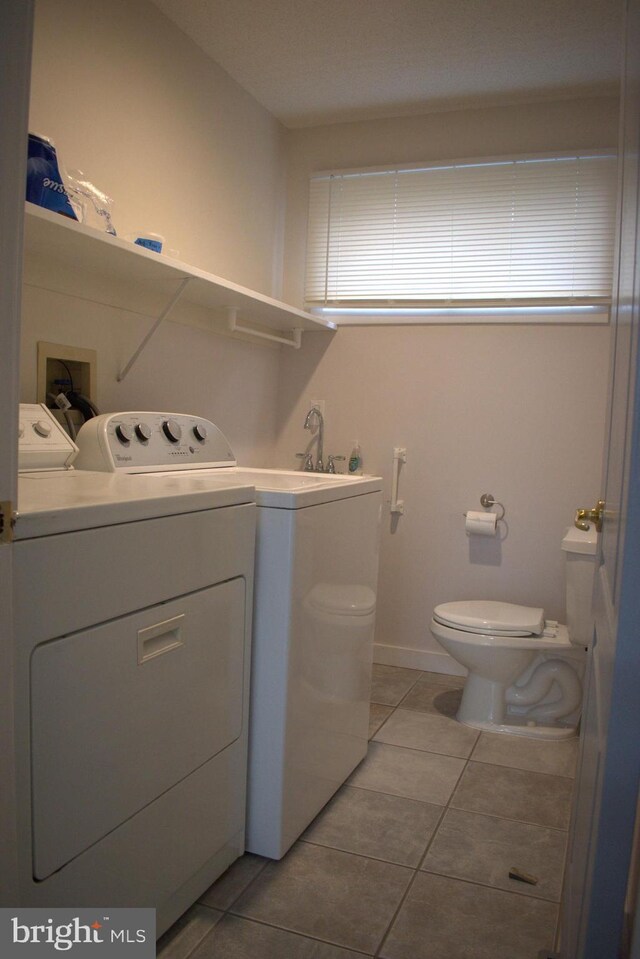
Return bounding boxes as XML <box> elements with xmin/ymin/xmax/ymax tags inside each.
<box><xmin>157</xmin><ymin>664</ymin><xmax>577</xmax><ymax>959</ymax></box>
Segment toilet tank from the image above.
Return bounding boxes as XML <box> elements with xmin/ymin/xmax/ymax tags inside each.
<box><xmin>561</xmin><ymin>525</ymin><xmax>598</xmax><ymax>646</ymax></box>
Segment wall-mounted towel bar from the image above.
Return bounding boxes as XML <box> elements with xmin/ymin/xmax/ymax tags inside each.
<box><xmin>227</xmin><ymin>307</ymin><xmax>302</xmax><ymax>349</ymax></box>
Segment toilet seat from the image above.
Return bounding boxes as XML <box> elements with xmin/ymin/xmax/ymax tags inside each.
<box><xmin>433</xmin><ymin>600</ymin><xmax>545</xmax><ymax>637</ymax></box>
<box><xmin>305</xmin><ymin>584</ymin><xmax>376</xmax><ymax>617</ymax></box>
<box><xmin>430</xmin><ymin>617</ymin><xmax>571</xmax><ymax>650</ymax></box>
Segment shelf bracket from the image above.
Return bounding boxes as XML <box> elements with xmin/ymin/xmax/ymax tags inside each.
<box><xmin>117</xmin><ymin>276</ymin><xmax>191</xmax><ymax>381</ymax></box>
<box><xmin>227</xmin><ymin>307</ymin><xmax>302</xmax><ymax>349</ymax></box>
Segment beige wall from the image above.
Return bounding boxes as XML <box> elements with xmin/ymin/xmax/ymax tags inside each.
<box><xmin>30</xmin><ymin>0</ymin><xmax>286</xmax><ymax>292</ymax></box>
<box><xmin>22</xmin><ymin>0</ymin><xmax>285</xmax><ymax>458</ymax></box>
<box><xmin>277</xmin><ymin>99</ymin><xmax>617</xmax><ymax>670</ymax></box>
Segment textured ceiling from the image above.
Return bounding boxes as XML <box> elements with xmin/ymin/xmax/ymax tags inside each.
<box><xmin>150</xmin><ymin>0</ymin><xmax>622</xmax><ymax>128</ymax></box>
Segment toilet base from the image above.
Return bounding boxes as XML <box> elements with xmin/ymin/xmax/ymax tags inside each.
<box><xmin>457</xmin><ymin>713</ymin><xmax>578</xmax><ymax>741</ymax></box>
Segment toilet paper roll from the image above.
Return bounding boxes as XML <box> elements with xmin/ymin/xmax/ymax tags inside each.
<box><xmin>465</xmin><ymin>510</ymin><xmax>497</xmax><ymax>536</ymax></box>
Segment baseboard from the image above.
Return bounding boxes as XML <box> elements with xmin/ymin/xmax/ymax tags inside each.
<box><xmin>373</xmin><ymin>642</ymin><xmax>467</xmax><ymax>677</ymax></box>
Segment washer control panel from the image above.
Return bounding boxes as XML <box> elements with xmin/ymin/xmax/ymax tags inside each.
<box><xmin>74</xmin><ymin>412</ymin><xmax>236</xmax><ymax>473</ymax></box>
<box><xmin>19</xmin><ymin>404</ymin><xmax>78</xmax><ymax>471</ymax></box>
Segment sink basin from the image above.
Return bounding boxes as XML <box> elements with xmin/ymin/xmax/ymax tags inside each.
<box><xmin>215</xmin><ymin>467</ymin><xmax>382</xmax><ymax>508</ymax></box>
<box><xmin>232</xmin><ymin>468</ymin><xmax>365</xmax><ymax>490</ymax></box>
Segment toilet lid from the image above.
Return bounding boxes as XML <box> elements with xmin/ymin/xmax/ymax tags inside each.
<box><xmin>433</xmin><ymin>601</ymin><xmax>545</xmax><ymax>637</ymax></box>
<box><xmin>305</xmin><ymin>583</ymin><xmax>377</xmax><ymax>615</ymax></box>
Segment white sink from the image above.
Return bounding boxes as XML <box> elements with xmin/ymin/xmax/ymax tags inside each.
<box><xmin>233</xmin><ymin>468</ymin><xmax>363</xmax><ymax>489</ymax></box>
<box><xmin>216</xmin><ymin>467</ymin><xmax>382</xmax><ymax>508</ymax></box>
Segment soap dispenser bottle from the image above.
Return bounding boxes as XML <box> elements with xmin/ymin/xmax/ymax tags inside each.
<box><xmin>348</xmin><ymin>441</ymin><xmax>362</xmax><ymax>474</ymax></box>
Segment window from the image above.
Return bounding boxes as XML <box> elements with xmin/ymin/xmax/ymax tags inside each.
<box><xmin>304</xmin><ymin>152</ymin><xmax>618</xmax><ymax>323</ymax></box>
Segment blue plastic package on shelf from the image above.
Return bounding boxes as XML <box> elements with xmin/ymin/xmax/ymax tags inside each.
<box><xmin>134</xmin><ymin>233</ymin><xmax>164</xmax><ymax>253</ymax></box>
<box><xmin>26</xmin><ymin>133</ymin><xmax>77</xmax><ymax>220</ymax></box>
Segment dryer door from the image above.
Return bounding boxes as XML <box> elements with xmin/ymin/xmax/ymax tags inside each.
<box><xmin>30</xmin><ymin>577</ymin><xmax>246</xmax><ymax>880</ymax></box>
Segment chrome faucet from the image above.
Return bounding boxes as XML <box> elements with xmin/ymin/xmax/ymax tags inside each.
<box><xmin>326</xmin><ymin>454</ymin><xmax>345</xmax><ymax>474</ymax></box>
<box><xmin>303</xmin><ymin>405</ymin><xmax>324</xmax><ymax>472</ymax></box>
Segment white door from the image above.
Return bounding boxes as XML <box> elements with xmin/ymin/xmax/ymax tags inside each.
<box><xmin>562</xmin><ymin>0</ymin><xmax>640</xmax><ymax>954</ymax></box>
<box><xmin>0</xmin><ymin>1</ymin><xmax>34</xmax><ymax>906</ymax></box>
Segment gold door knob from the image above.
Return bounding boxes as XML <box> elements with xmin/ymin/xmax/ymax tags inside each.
<box><xmin>575</xmin><ymin>499</ymin><xmax>605</xmax><ymax>533</ymax></box>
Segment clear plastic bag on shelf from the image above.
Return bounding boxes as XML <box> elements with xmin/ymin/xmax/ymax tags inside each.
<box><xmin>64</xmin><ymin>169</ymin><xmax>117</xmax><ymax>235</ymax></box>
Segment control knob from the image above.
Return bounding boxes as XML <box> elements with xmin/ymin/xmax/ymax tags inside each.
<box><xmin>33</xmin><ymin>419</ymin><xmax>52</xmax><ymax>438</ymax></box>
<box><xmin>193</xmin><ymin>424</ymin><xmax>207</xmax><ymax>443</ymax></box>
<box><xmin>135</xmin><ymin>422</ymin><xmax>152</xmax><ymax>442</ymax></box>
<box><xmin>162</xmin><ymin>419</ymin><xmax>182</xmax><ymax>443</ymax></box>
<box><xmin>115</xmin><ymin>423</ymin><xmax>133</xmax><ymax>444</ymax></box>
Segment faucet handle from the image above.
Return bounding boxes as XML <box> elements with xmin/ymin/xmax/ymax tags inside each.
<box><xmin>296</xmin><ymin>452</ymin><xmax>315</xmax><ymax>471</ymax></box>
<box><xmin>326</xmin><ymin>454</ymin><xmax>345</xmax><ymax>474</ymax></box>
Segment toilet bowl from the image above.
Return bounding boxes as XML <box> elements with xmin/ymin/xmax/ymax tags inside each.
<box><xmin>429</xmin><ymin>525</ymin><xmax>597</xmax><ymax>740</ymax></box>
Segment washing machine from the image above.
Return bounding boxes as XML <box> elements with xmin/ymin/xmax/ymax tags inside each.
<box><xmin>13</xmin><ymin>405</ymin><xmax>256</xmax><ymax>934</ymax></box>
<box><xmin>74</xmin><ymin>411</ymin><xmax>383</xmax><ymax>859</ymax></box>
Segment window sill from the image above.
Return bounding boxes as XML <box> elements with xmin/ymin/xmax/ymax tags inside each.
<box><xmin>308</xmin><ymin>306</ymin><xmax>610</xmax><ymax>326</ymax></box>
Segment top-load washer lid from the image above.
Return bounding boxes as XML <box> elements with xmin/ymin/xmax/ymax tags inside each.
<box><xmin>433</xmin><ymin>600</ymin><xmax>545</xmax><ymax>637</ymax></box>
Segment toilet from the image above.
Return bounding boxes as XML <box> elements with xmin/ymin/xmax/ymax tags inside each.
<box><xmin>430</xmin><ymin>525</ymin><xmax>598</xmax><ymax>740</ymax></box>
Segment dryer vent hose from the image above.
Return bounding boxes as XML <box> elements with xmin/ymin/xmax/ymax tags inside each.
<box><xmin>505</xmin><ymin>659</ymin><xmax>582</xmax><ymax>721</ymax></box>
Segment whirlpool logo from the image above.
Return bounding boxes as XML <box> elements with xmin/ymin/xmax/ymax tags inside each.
<box><xmin>1</xmin><ymin>909</ymin><xmax>155</xmax><ymax>956</ymax></box>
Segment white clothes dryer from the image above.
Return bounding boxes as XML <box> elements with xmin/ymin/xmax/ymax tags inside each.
<box><xmin>14</xmin><ymin>405</ymin><xmax>256</xmax><ymax>935</ymax></box>
<box><xmin>75</xmin><ymin>411</ymin><xmax>383</xmax><ymax>859</ymax></box>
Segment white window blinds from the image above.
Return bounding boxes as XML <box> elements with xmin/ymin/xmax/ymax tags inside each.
<box><xmin>304</xmin><ymin>153</ymin><xmax>618</xmax><ymax>312</ymax></box>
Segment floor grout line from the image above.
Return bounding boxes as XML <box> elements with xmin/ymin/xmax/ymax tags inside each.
<box><xmin>192</xmin><ymin>857</ymin><xmax>271</xmax><ymax>932</ymax></box>
<box><xmin>298</xmin><ymin>835</ymin><xmax>431</xmax><ymax>870</ymax></box>
<box><xmin>424</xmin><ymin>803</ymin><xmax>572</xmax><ymax>835</ymax></box>
<box><xmin>219</xmin><ymin>911</ymin><xmax>375</xmax><ymax>957</ymax></box>
<box><xmin>461</xmin><ymin>755</ymin><xmax>578</xmax><ymax>781</ymax></box>
<box><xmin>372</xmin><ymin>856</ymin><xmax>431</xmax><ymax>958</ymax></box>
<box><xmin>417</xmin><ymin>862</ymin><xmax>563</xmax><ymax>903</ymax></box>
<box><xmin>368</xmin><ymin>734</ymin><xmax>577</xmax><ymax>784</ymax></box>
<box><xmin>332</xmin><ymin>781</ymin><xmax>448</xmax><ymax>810</ymax></box>
<box><xmin>372</xmin><ymin>723</ymin><xmax>468</xmax><ymax>959</ymax></box>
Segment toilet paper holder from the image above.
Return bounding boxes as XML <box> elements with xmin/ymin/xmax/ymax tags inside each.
<box><xmin>464</xmin><ymin>493</ymin><xmax>506</xmax><ymax>522</ymax></box>
<box><xmin>479</xmin><ymin>493</ymin><xmax>506</xmax><ymax>521</ymax></box>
